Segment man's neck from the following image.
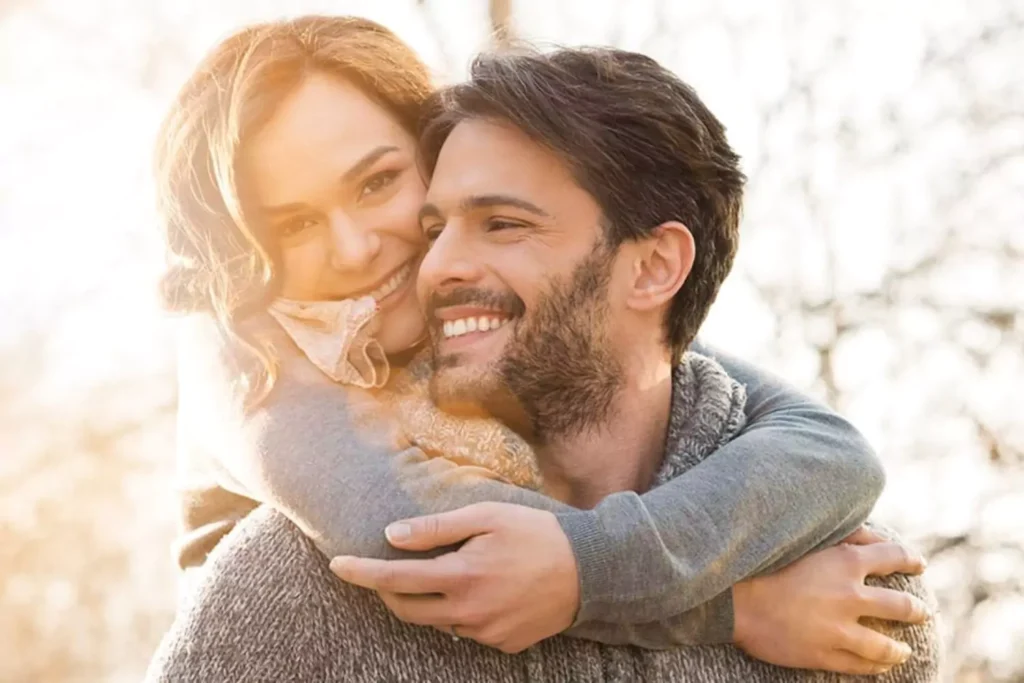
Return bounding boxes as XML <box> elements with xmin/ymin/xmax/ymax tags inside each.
<box><xmin>534</xmin><ymin>357</ymin><xmax>675</xmax><ymax>509</ymax></box>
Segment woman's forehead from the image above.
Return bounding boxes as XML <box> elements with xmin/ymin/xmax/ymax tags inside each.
<box><xmin>241</xmin><ymin>72</ymin><xmax>414</xmax><ymax>205</ymax></box>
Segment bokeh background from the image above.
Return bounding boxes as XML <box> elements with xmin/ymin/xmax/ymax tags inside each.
<box><xmin>1</xmin><ymin>0</ymin><xmax>1021</xmax><ymax>681</ymax></box>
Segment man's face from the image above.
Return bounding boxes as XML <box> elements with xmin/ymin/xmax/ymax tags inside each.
<box><xmin>417</xmin><ymin>119</ymin><xmax>625</xmax><ymax>441</ymax></box>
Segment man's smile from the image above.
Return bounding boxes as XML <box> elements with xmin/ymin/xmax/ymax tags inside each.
<box><xmin>433</xmin><ymin>306</ymin><xmax>516</xmax><ymax>356</ymax></box>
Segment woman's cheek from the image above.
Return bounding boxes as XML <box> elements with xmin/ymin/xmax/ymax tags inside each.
<box><xmin>386</xmin><ymin>176</ymin><xmax>429</xmax><ymax>245</ymax></box>
<box><xmin>279</xmin><ymin>239</ymin><xmax>328</xmax><ymax>299</ymax></box>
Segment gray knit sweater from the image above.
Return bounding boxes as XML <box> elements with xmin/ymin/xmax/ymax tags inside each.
<box><xmin>147</xmin><ymin>354</ymin><xmax>940</xmax><ymax>682</ymax></box>
<box><xmin>175</xmin><ymin>315</ymin><xmax>887</xmax><ymax>646</ymax></box>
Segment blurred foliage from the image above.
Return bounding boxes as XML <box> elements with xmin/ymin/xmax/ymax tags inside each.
<box><xmin>0</xmin><ymin>1</ymin><xmax>1020</xmax><ymax>681</ymax></box>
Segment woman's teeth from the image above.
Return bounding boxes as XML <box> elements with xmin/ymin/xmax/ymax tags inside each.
<box><xmin>442</xmin><ymin>316</ymin><xmax>509</xmax><ymax>338</ymax></box>
<box><xmin>370</xmin><ymin>264</ymin><xmax>412</xmax><ymax>302</ymax></box>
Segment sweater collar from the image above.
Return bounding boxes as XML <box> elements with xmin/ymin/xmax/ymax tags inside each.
<box><xmin>654</xmin><ymin>352</ymin><xmax>748</xmax><ymax>487</ymax></box>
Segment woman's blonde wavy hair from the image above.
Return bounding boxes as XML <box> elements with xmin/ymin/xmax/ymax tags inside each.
<box><xmin>154</xmin><ymin>15</ymin><xmax>433</xmax><ymax>408</ymax></box>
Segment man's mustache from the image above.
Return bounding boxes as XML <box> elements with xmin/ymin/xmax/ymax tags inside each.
<box><xmin>425</xmin><ymin>287</ymin><xmax>526</xmax><ymax>324</ymax></box>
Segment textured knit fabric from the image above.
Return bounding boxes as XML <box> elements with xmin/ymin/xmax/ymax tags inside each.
<box><xmin>267</xmin><ymin>296</ymin><xmax>390</xmax><ymax>389</ymax></box>
<box><xmin>147</xmin><ymin>353</ymin><xmax>940</xmax><ymax>682</ymax></box>
<box><xmin>269</xmin><ymin>297</ymin><xmax>542</xmax><ymax>486</ymax></box>
<box><xmin>173</xmin><ymin>313</ymin><xmax>886</xmax><ymax>646</ymax></box>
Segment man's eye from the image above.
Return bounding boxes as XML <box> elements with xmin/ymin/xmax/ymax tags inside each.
<box><xmin>486</xmin><ymin>218</ymin><xmax>524</xmax><ymax>232</ymax></box>
<box><xmin>423</xmin><ymin>223</ymin><xmax>444</xmax><ymax>242</ymax></box>
<box><xmin>360</xmin><ymin>170</ymin><xmax>399</xmax><ymax>198</ymax></box>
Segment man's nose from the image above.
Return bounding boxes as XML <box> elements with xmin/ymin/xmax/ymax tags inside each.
<box><xmin>327</xmin><ymin>209</ymin><xmax>381</xmax><ymax>272</ymax></box>
<box><xmin>417</xmin><ymin>223</ymin><xmax>484</xmax><ymax>294</ymax></box>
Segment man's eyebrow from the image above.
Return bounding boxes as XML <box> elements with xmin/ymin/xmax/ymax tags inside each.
<box><xmin>418</xmin><ymin>202</ymin><xmax>443</xmax><ymax>224</ymax></box>
<box><xmin>260</xmin><ymin>145</ymin><xmax>400</xmax><ymax>216</ymax></box>
<box><xmin>460</xmin><ymin>194</ymin><xmax>551</xmax><ymax>218</ymax></box>
<box><xmin>416</xmin><ymin>194</ymin><xmax>551</xmax><ymax>225</ymax></box>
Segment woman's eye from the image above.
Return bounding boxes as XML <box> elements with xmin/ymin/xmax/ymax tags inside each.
<box><xmin>360</xmin><ymin>170</ymin><xmax>399</xmax><ymax>198</ymax></box>
<box><xmin>280</xmin><ymin>217</ymin><xmax>318</xmax><ymax>238</ymax></box>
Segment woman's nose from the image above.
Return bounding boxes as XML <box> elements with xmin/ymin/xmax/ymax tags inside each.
<box><xmin>327</xmin><ymin>210</ymin><xmax>381</xmax><ymax>271</ymax></box>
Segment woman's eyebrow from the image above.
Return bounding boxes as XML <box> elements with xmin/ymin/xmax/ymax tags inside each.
<box><xmin>260</xmin><ymin>146</ymin><xmax>401</xmax><ymax>216</ymax></box>
<box><xmin>340</xmin><ymin>145</ymin><xmax>400</xmax><ymax>184</ymax></box>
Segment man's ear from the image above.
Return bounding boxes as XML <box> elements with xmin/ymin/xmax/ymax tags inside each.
<box><xmin>625</xmin><ymin>221</ymin><xmax>694</xmax><ymax>312</ymax></box>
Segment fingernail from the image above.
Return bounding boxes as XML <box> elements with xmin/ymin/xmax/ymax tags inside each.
<box><xmin>385</xmin><ymin>523</ymin><xmax>411</xmax><ymax>543</ymax></box>
<box><xmin>329</xmin><ymin>556</ymin><xmax>352</xmax><ymax>576</ymax></box>
<box><xmin>898</xmin><ymin>644</ymin><xmax>912</xmax><ymax>662</ymax></box>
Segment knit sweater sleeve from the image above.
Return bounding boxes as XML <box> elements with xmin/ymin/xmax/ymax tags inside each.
<box><xmin>145</xmin><ymin>507</ymin><xmax>941</xmax><ymax>683</ymax></box>
<box><xmin>556</xmin><ymin>340</ymin><xmax>886</xmax><ymax>645</ymax></box>
<box><xmin>178</xmin><ymin>316</ymin><xmax>883</xmax><ymax>646</ymax></box>
<box><xmin>176</xmin><ymin>315</ymin><xmax>572</xmax><ymax>564</ymax></box>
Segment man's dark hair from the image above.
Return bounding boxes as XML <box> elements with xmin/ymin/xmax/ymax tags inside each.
<box><xmin>419</xmin><ymin>47</ymin><xmax>745</xmax><ymax>361</ymax></box>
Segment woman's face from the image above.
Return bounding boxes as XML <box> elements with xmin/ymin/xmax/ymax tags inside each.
<box><xmin>241</xmin><ymin>71</ymin><xmax>428</xmax><ymax>354</ymax></box>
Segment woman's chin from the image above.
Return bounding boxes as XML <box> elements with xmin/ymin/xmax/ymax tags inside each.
<box><xmin>376</xmin><ymin>317</ymin><xmax>427</xmax><ymax>357</ymax></box>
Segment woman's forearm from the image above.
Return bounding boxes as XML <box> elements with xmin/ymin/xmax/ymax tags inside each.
<box><xmin>556</xmin><ymin>341</ymin><xmax>884</xmax><ymax>644</ymax></box>
<box><xmin>180</xmin><ymin>318</ymin><xmax>883</xmax><ymax>647</ymax></box>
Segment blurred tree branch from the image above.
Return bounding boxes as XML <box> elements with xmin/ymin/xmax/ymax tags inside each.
<box><xmin>2</xmin><ymin>2</ymin><xmax>1020</xmax><ymax>682</ymax></box>
<box><xmin>489</xmin><ymin>0</ymin><xmax>514</xmax><ymax>48</ymax></box>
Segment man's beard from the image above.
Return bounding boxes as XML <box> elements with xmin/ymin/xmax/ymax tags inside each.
<box><xmin>427</xmin><ymin>247</ymin><xmax>623</xmax><ymax>445</ymax></box>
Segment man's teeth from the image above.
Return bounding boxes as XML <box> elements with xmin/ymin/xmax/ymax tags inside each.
<box><xmin>370</xmin><ymin>264</ymin><xmax>412</xmax><ymax>301</ymax></box>
<box><xmin>442</xmin><ymin>316</ymin><xmax>509</xmax><ymax>338</ymax></box>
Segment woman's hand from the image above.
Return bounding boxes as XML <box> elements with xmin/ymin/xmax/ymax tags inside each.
<box><xmin>330</xmin><ymin>502</ymin><xmax>580</xmax><ymax>653</ymax></box>
<box><xmin>733</xmin><ymin>527</ymin><xmax>931</xmax><ymax>675</ymax></box>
